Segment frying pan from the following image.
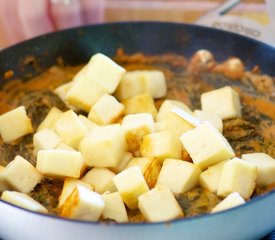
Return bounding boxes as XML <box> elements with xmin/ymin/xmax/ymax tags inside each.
<box><xmin>0</xmin><ymin>22</ymin><xmax>274</xmax><ymax>240</ymax></box>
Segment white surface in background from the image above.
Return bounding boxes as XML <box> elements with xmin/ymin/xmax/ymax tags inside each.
<box><xmin>195</xmin><ymin>0</ymin><xmax>275</xmax><ymax>47</ymax></box>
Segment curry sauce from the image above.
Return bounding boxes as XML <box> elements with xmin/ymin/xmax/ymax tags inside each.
<box><xmin>0</xmin><ymin>49</ymin><xmax>274</xmax><ymax>220</ymax></box>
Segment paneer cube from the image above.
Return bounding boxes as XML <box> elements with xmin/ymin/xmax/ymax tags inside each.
<box><xmin>194</xmin><ymin>110</ymin><xmax>223</xmax><ymax>133</ymax></box>
<box><xmin>199</xmin><ymin>159</ymin><xmax>230</xmax><ymax>193</ymax></box>
<box><xmin>54</xmin><ymin>82</ymin><xmax>76</xmax><ymax>110</ymax></box>
<box><xmin>81</xmin><ymin>168</ymin><xmax>116</xmax><ymax>194</ymax></box>
<box><xmin>201</xmin><ymin>86</ymin><xmax>241</xmax><ymax>120</ymax></box>
<box><xmin>157</xmin><ymin>111</ymin><xmax>194</xmax><ymax>137</ymax></box>
<box><xmin>113</xmin><ymin>166</ymin><xmax>149</xmax><ymax>209</ymax></box>
<box><xmin>84</xmin><ymin>53</ymin><xmax>126</xmax><ymax>93</ymax></box>
<box><xmin>211</xmin><ymin>192</ymin><xmax>245</xmax><ymax>213</ymax></box>
<box><xmin>58</xmin><ymin>177</ymin><xmax>93</xmax><ymax>207</ymax></box>
<box><xmin>1</xmin><ymin>191</ymin><xmax>48</xmax><ymax>213</ymax></box>
<box><xmin>180</xmin><ymin>123</ymin><xmax>235</xmax><ymax>170</ymax></box>
<box><xmin>109</xmin><ymin>152</ymin><xmax>133</xmax><ymax>173</ymax></box>
<box><xmin>88</xmin><ymin>94</ymin><xmax>124</xmax><ymax>125</ymax></box>
<box><xmin>72</xmin><ymin>65</ymin><xmax>88</xmax><ymax>82</ymax></box>
<box><xmin>54</xmin><ymin>110</ymin><xmax>88</xmax><ymax>149</ymax></box>
<box><xmin>122</xmin><ymin>113</ymin><xmax>155</xmax><ymax>152</ymax></box>
<box><xmin>0</xmin><ymin>166</ymin><xmax>10</xmax><ymax>192</ymax></box>
<box><xmin>171</xmin><ymin>106</ymin><xmax>201</xmax><ymax>127</ymax></box>
<box><xmin>56</xmin><ymin>142</ymin><xmax>76</xmax><ymax>151</ymax></box>
<box><xmin>123</xmin><ymin>93</ymin><xmax>158</xmax><ymax>119</ymax></box>
<box><xmin>157</xmin><ymin>100</ymin><xmax>192</xmax><ymax>122</ymax></box>
<box><xmin>78</xmin><ymin>115</ymin><xmax>98</xmax><ymax>133</ymax></box>
<box><xmin>217</xmin><ymin>158</ymin><xmax>257</xmax><ymax>199</ymax></box>
<box><xmin>54</xmin><ymin>81</ymin><xmax>72</xmax><ymax>102</ymax></box>
<box><xmin>115</xmin><ymin>71</ymin><xmax>147</xmax><ymax>101</ymax></box>
<box><xmin>2</xmin><ymin>156</ymin><xmax>42</xmax><ymax>194</ymax></box>
<box><xmin>60</xmin><ymin>184</ymin><xmax>105</xmax><ymax>221</ymax></box>
<box><xmin>33</xmin><ymin>129</ymin><xmax>62</xmax><ymax>154</ymax></box>
<box><xmin>115</xmin><ymin>70</ymin><xmax>167</xmax><ymax>100</ymax></box>
<box><xmin>102</xmin><ymin>192</ymin><xmax>128</xmax><ymax>223</ymax></box>
<box><xmin>140</xmin><ymin>131</ymin><xmax>182</xmax><ymax>162</ymax></box>
<box><xmin>156</xmin><ymin>159</ymin><xmax>201</xmax><ymax>194</ymax></box>
<box><xmin>242</xmin><ymin>153</ymin><xmax>275</xmax><ymax>186</ymax></box>
<box><xmin>36</xmin><ymin>149</ymin><xmax>85</xmax><ymax>178</ymax></box>
<box><xmin>138</xmin><ymin>185</ymin><xmax>183</xmax><ymax>222</ymax></box>
<box><xmin>80</xmin><ymin>124</ymin><xmax>126</xmax><ymax>168</ymax></box>
<box><xmin>125</xmin><ymin>157</ymin><xmax>161</xmax><ymax>189</ymax></box>
<box><xmin>66</xmin><ymin>76</ymin><xmax>107</xmax><ymax>112</ymax></box>
<box><xmin>0</xmin><ymin>106</ymin><xmax>33</xmax><ymax>142</ymax></box>
<box><xmin>37</xmin><ymin>107</ymin><xmax>62</xmax><ymax>131</ymax></box>
<box><xmin>143</xmin><ymin>70</ymin><xmax>167</xmax><ymax>99</ymax></box>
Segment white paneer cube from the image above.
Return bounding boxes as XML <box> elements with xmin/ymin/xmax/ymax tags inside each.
<box><xmin>125</xmin><ymin>157</ymin><xmax>161</xmax><ymax>189</ymax></box>
<box><xmin>143</xmin><ymin>70</ymin><xmax>167</xmax><ymax>99</ymax></box>
<box><xmin>140</xmin><ymin>131</ymin><xmax>182</xmax><ymax>163</ymax></box>
<box><xmin>199</xmin><ymin>159</ymin><xmax>230</xmax><ymax>193</ymax></box>
<box><xmin>66</xmin><ymin>76</ymin><xmax>107</xmax><ymax>112</ymax></box>
<box><xmin>2</xmin><ymin>156</ymin><xmax>42</xmax><ymax>194</ymax></box>
<box><xmin>113</xmin><ymin>166</ymin><xmax>149</xmax><ymax>209</ymax></box>
<box><xmin>81</xmin><ymin>168</ymin><xmax>116</xmax><ymax>194</ymax></box>
<box><xmin>180</xmin><ymin>123</ymin><xmax>235</xmax><ymax>170</ymax></box>
<box><xmin>0</xmin><ymin>166</ymin><xmax>10</xmax><ymax>192</ymax></box>
<box><xmin>54</xmin><ymin>82</ymin><xmax>76</xmax><ymax>110</ymax></box>
<box><xmin>78</xmin><ymin>115</ymin><xmax>98</xmax><ymax>133</ymax></box>
<box><xmin>58</xmin><ymin>177</ymin><xmax>93</xmax><ymax>207</ymax></box>
<box><xmin>88</xmin><ymin>94</ymin><xmax>124</xmax><ymax>125</ymax></box>
<box><xmin>60</xmin><ymin>184</ymin><xmax>105</xmax><ymax>221</ymax></box>
<box><xmin>115</xmin><ymin>70</ymin><xmax>167</xmax><ymax>100</ymax></box>
<box><xmin>55</xmin><ymin>142</ymin><xmax>76</xmax><ymax>151</ymax></box>
<box><xmin>54</xmin><ymin>82</ymin><xmax>72</xmax><ymax>102</ymax></box>
<box><xmin>211</xmin><ymin>192</ymin><xmax>245</xmax><ymax>213</ymax></box>
<box><xmin>125</xmin><ymin>157</ymin><xmax>156</xmax><ymax>172</ymax></box>
<box><xmin>171</xmin><ymin>107</ymin><xmax>202</xmax><ymax>127</ymax></box>
<box><xmin>122</xmin><ymin>113</ymin><xmax>155</xmax><ymax>152</ymax></box>
<box><xmin>0</xmin><ymin>106</ymin><xmax>33</xmax><ymax>142</ymax></box>
<box><xmin>54</xmin><ymin>110</ymin><xmax>88</xmax><ymax>149</ymax></box>
<box><xmin>36</xmin><ymin>149</ymin><xmax>85</xmax><ymax>178</ymax></box>
<box><xmin>80</xmin><ymin>124</ymin><xmax>126</xmax><ymax>168</ymax></box>
<box><xmin>1</xmin><ymin>191</ymin><xmax>48</xmax><ymax>213</ymax></box>
<box><xmin>37</xmin><ymin>107</ymin><xmax>62</xmax><ymax>131</ymax></box>
<box><xmin>102</xmin><ymin>192</ymin><xmax>128</xmax><ymax>223</ymax></box>
<box><xmin>201</xmin><ymin>86</ymin><xmax>241</xmax><ymax>120</ymax></box>
<box><xmin>72</xmin><ymin>65</ymin><xmax>88</xmax><ymax>82</ymax></box>
<box><xmin>194</xmin><ymin>110</ymin><xmax>223</xmax><ymax>133</ymax></box>
<box><xmin>138</xmin><ymin>185</ymin><xmax>183</xmax><ymax>222</ymax></box>
<box><xmin>157</xmin><ymin>100</ymin><xmax>192</xmax><ymax>122</ymax></box>
<box><xmin>217</xmin><ymin>158</ymin><xmax>257</xmax><ymax>199</ymax></box>
<box><xmin>84</xmin><ymin>53</ymin><xmax>126</xmax><ymax>93</ymax></box>
<box><xmin>156</xmin><ymin>159</ymin><xmax>201</xmax><ymax>194</ymax></box>
<box><xmin>242</xmin><ymin>153</ymin><xmax>275</xmax><ymax>186</ymax></box>
<box><xmin>123</xmin><ymin>93</ymin><xmax>158</xmax><ymax>119</ymax></box>
<box><xmin>33</xmin><ymin>129</ymin><xmax>62</xmax><ymax>154</ymax></box>
<box><xmin>115</xmin><ymin>71</ymin><xmax>146</xmax><ymax>101</ymax></box>
<box><xmin>109</xmin><ymin>152</ymin><xmax>133</xmax><ymax>174</ymax></box>
<box><xmin>157</xmin><ymin>111</ymin><xmax>194</xmax><ymax>137</ymax></box>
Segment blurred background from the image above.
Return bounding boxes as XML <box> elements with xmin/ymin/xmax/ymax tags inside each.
<box><xmin>105</xmin><ymin>0</ymin><xmax>269</xmax><ymax>24</ymax></box>
<box><xmin>0</xmin><ymin>0</ymin><xmax>273</xmax><ymax>48</ymax></box>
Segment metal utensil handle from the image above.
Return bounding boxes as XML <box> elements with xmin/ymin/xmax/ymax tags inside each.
<box><xmin>197</xmin><ymin>0</ymin><xmax>240</xmax><ymax>21</ymax></box>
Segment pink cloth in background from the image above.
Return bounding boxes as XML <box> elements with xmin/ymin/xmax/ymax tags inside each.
<box><xmin>18</xmin><ymin>0</ymin><xmax>54</xmax><ymax>39</ymax></box>
<box><xmin>50</xmin><ymin>0</ymin><xmax>83</xmax><ymax>29</ymax></box>
<box><xmin>0</xmin><ymin>0</ymin><xmax>105</xmax><ymax>48</ymax></box>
